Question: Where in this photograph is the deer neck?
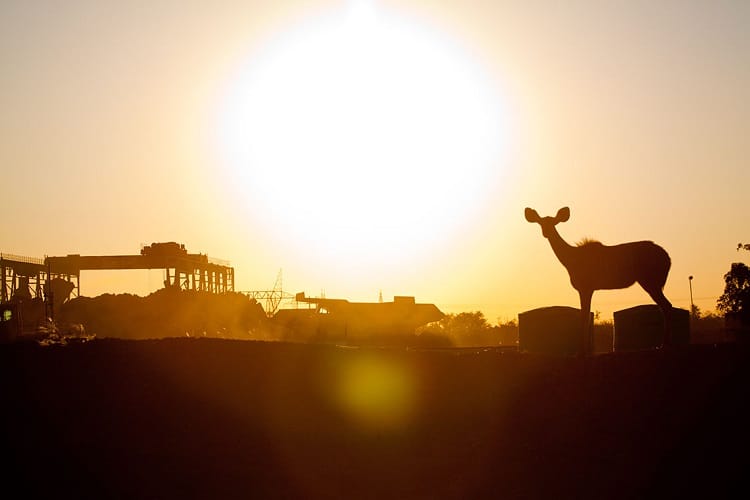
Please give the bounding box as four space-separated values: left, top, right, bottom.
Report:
547 228 576 268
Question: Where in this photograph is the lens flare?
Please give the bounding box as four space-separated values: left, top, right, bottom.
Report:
337 354 417 430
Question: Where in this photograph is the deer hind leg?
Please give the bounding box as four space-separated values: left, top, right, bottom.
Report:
578 290 593 357
641 283 673 348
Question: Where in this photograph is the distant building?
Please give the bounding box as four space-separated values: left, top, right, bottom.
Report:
273 293 444 341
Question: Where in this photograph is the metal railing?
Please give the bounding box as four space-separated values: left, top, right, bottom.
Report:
0 253 45 265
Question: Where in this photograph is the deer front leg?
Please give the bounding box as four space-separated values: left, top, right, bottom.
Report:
578 290 593 357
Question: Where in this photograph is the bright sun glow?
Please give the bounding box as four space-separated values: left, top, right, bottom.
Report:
216 1 508 268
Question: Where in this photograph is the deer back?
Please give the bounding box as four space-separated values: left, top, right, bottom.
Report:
565 240 669 292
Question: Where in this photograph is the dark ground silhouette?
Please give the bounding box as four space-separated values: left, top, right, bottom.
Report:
2 339 749 499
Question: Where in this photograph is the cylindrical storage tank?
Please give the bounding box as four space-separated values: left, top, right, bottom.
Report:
613 305 690 351
518 306 592 355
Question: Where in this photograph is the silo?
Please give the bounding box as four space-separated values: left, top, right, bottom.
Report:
518 306 592 355
613 305 690 351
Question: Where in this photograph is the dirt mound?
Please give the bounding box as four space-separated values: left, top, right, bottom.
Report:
59 288 267 339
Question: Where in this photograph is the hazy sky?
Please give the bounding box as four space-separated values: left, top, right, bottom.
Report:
2 0 748 321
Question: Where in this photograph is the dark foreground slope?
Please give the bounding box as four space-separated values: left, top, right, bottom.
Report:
2 339 749 499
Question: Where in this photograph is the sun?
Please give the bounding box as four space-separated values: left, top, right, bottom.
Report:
215 1 509 270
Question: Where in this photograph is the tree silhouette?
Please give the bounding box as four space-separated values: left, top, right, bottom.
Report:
717 262 750 319
421 311 489 336
418 311 501 346
690 303 701 319
738 243 750 252
446 311 491 337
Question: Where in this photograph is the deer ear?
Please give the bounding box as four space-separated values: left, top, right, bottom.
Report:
556 207 570 222
524 208 541 223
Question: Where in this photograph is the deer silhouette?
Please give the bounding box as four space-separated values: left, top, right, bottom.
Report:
525 206 672 355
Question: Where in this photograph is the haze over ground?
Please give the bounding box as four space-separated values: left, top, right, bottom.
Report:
2 0 748 321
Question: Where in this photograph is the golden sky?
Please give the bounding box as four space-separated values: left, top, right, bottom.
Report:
1 0 748 321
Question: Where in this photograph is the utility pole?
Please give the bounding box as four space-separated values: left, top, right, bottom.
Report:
689 275 694 317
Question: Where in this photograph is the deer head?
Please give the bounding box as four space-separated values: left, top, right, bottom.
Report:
524 207 570 239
